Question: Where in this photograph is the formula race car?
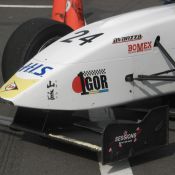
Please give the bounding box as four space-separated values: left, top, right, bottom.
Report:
0 4 175 164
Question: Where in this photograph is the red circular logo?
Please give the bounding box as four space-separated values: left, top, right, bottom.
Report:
72 76 82 93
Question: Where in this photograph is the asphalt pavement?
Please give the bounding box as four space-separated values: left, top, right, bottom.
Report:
0 0 175 175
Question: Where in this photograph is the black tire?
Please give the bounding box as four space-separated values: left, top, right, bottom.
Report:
2 18 73 82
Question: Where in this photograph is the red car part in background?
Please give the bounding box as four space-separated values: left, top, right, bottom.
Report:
52 0 85 30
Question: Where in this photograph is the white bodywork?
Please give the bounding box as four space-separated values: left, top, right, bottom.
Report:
1 4 175 110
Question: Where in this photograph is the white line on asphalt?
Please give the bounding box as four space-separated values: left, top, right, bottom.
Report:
0 4 52 8
99 160 133 175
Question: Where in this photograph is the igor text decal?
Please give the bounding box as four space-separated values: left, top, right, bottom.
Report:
128 41 152 54
72 69 109 95
113 34 142 44
19 63 53 77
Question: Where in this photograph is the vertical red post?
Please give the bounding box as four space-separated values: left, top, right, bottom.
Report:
52 0 85 30
65 0 85 30
52 0 67 23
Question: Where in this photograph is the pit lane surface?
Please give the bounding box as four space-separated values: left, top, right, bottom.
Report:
0 0 175 175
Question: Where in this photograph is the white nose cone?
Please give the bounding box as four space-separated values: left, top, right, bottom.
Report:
0 60 54 107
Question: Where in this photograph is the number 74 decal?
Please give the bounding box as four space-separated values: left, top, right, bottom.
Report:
61 30 104 46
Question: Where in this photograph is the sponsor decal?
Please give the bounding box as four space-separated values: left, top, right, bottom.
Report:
113 34 142 44
4 82 18 91
47 80 58 100
128 41 152 54
108 127 142 153
61 30 104 46
18 62 53 77
0 75 38 99
72 69 109 95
